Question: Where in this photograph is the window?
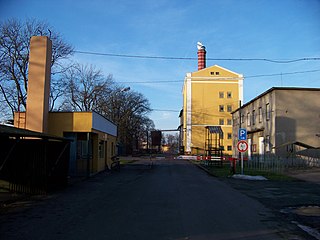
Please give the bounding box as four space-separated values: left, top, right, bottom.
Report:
215 72 220 75
219 105 224 112
227 105 232 112
219 118 224 125
266 135 270 152
252 110 256 125
227 133 232 139
266 103 270 120
227 119 232 125
227 92 232 98
219 92 224 98
258 107 262 123
227 146 232 151
98 141 105 159
210 72 214 75
247 112 251 126
241 114 245 124
220 132 224 139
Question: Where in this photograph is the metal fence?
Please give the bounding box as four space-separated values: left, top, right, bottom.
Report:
244 153 320 173
0 138 70 194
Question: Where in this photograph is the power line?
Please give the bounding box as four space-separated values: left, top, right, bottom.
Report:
152 109 180 112
115 68 320 84
246 69 320 78
74 50 320 63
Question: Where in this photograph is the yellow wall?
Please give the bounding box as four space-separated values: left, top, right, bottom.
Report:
182 65 242 155
48 112 93 136
47 112 117 174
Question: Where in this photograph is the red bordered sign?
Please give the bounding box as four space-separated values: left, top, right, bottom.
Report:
237 140 248 152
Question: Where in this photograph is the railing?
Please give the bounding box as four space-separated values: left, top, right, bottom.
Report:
0 138 70 194
245 154 320 173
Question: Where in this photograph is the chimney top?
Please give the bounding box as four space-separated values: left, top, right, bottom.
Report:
197 42 206 71
197 42 205 50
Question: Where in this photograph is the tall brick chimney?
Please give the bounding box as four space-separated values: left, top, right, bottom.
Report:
26 36 52 133
197 42 206 70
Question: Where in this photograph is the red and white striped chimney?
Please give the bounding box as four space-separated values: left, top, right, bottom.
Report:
197 42 206 70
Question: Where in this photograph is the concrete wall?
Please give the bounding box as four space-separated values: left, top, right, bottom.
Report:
275 89 320 151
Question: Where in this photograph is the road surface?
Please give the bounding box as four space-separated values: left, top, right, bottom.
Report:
1 159 286 240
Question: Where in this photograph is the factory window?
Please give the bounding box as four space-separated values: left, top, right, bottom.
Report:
252 110 256 125
266 135 270 152
266 103 271 120
247 112 251 126
220 132 224 139
227 133 232 139
241 114 245 124
259 107 262 122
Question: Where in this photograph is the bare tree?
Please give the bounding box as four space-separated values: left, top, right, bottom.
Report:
102 87 154 154
59 63 113 112
0 18 73 118
163 133 179 153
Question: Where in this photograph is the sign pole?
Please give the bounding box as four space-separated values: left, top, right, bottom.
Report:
237 137 248 175
241 152 244 175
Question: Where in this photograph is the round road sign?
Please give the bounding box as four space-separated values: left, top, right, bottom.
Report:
237 140 248 152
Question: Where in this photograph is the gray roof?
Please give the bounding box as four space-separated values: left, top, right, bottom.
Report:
206 126 223 134
0 124 69 141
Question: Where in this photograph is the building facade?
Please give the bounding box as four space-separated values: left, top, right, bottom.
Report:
232 87 320 158
180 43 243 156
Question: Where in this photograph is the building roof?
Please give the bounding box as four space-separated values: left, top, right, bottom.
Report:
206 126 223 134
231 87 320 113
0 124 69 141
192 64 243 77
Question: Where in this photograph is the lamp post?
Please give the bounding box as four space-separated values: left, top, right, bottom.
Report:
115 87 130 155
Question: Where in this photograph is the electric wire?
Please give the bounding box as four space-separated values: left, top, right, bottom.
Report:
115 69 320 84
74 50 320 63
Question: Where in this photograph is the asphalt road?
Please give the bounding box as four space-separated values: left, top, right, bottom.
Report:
1 159 290 240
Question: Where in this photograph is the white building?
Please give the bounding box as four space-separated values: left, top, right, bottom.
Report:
232 87 320 158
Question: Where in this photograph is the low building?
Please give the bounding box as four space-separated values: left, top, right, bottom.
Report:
15 111 117 176
232 87 320 158
13 36 117 177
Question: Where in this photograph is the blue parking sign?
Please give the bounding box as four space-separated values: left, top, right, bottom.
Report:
238 128 247 140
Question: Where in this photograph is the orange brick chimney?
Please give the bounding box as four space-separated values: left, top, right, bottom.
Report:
26 36 52 133
197 42 206 70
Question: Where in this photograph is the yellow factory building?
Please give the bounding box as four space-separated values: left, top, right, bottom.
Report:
180 43 243 156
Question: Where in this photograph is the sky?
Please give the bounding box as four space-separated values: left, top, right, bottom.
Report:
1 0 320 130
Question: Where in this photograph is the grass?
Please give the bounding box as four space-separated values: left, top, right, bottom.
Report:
119 159 138 165
193 161 295 181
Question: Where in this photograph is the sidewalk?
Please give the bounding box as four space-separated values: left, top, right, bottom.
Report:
221 170 320 239
286 168 320 185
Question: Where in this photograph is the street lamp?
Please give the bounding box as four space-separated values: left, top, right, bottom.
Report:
116 86 130 155
120 87 130 92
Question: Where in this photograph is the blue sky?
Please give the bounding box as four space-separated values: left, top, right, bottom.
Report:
1 0 320 130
